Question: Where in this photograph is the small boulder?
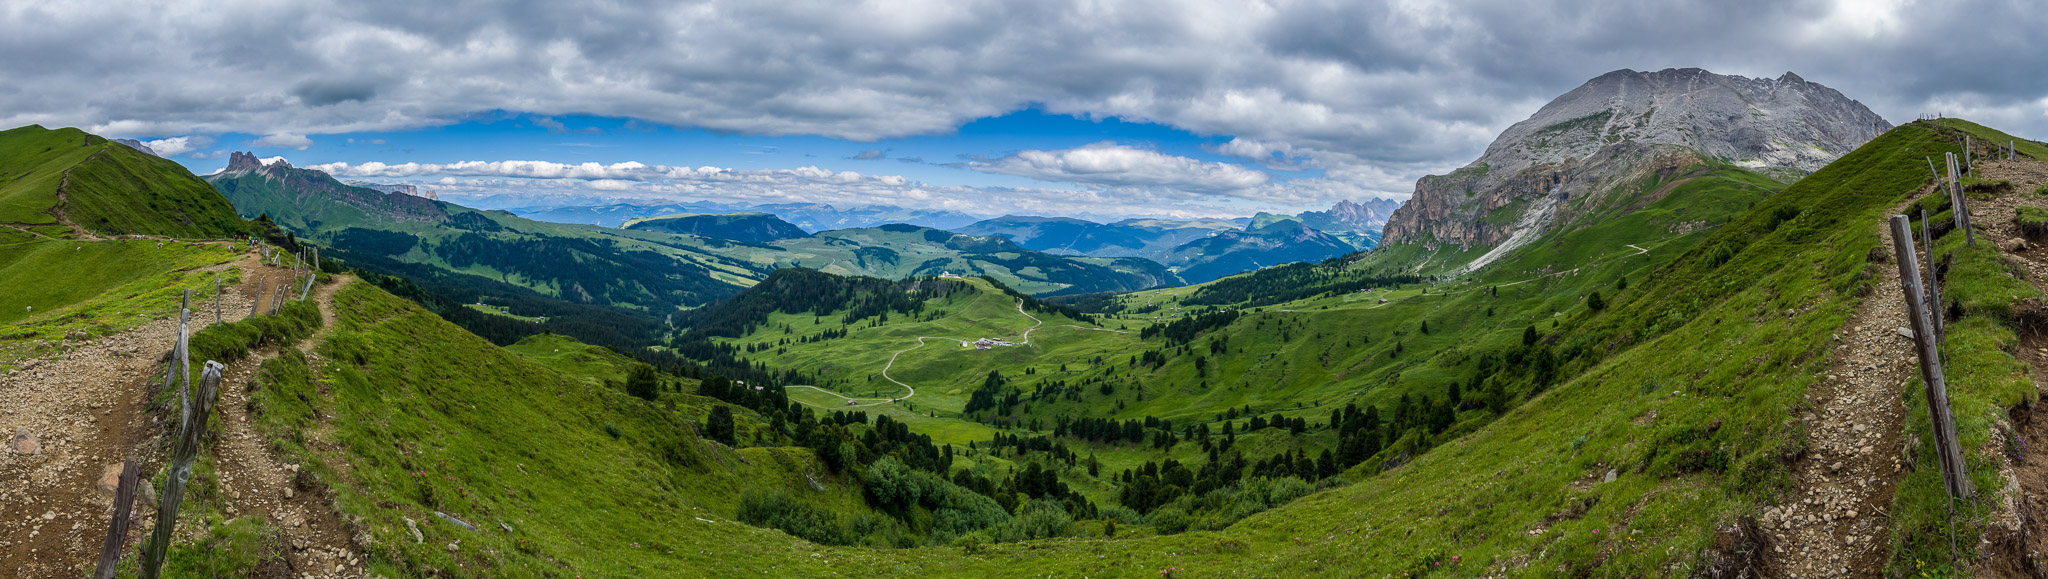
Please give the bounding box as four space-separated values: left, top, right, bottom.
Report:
11 428 39 455
98 464 123 493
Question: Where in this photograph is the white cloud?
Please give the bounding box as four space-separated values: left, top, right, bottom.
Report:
303 156 1305 218
970 142 1269 194
252 133 313 150
3 0 2042 213
141 135 211 157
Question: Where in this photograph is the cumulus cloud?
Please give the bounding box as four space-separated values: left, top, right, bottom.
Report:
301 156 1292 218
252 133 313 150
1 0 2043 211
142 135 211 157
970 142 1269 194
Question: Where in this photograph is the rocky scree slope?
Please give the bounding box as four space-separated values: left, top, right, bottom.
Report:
1381 68 1891 265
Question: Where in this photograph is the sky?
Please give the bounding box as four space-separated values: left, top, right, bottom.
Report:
3 0 2044 220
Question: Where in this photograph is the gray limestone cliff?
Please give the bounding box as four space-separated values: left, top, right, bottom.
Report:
1380 68 1891 267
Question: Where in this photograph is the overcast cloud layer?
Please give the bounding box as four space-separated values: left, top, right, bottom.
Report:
5 0 2045 216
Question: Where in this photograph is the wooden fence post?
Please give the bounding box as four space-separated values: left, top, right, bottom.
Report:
1948 152 1976 247
213 274 222 327
92 460 141 579
139 361 224 579
1891 215 1974 500
1921 209 1944 340
249 276 265 318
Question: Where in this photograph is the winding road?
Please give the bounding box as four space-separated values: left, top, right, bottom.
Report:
786 295 1053 409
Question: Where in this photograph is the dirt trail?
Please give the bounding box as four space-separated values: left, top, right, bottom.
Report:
208 273 361 578
0 248 362 577
1759 194 1923 577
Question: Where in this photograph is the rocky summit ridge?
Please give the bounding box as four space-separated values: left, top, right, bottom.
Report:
1381 68 1891 267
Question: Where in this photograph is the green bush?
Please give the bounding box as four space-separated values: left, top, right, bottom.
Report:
1147 505 1191 535
987 499 1073 542
736 487 851 545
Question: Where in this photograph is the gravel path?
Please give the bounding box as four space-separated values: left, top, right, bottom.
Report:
0 250 363 577
1758 194 1923 577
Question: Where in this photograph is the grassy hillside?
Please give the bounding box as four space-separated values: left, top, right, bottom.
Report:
638 120 2021 573
250 283 878 576
0 227 240 367
0 125 242 237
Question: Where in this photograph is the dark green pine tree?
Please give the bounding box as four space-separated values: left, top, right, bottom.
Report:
706 405 737 446
626 363 661 401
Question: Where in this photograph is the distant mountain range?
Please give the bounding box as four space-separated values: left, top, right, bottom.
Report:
504 201 986 231
621 212 810 243
204 153 1176 301
949 198 1400 284
508 197 1406 285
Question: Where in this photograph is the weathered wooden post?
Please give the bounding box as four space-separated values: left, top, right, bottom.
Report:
1922 209 1944 340
1948 153 1976 246
139 361 223 579
250 276 265 318
1966 136 1973 178
1891 215 1974 500
213 274 222 326
92 460 141 579
1928 157 1939 182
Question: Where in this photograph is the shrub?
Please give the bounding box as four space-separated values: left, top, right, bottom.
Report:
1148 506 1191 535
737 488 850 545
987 499 1072 542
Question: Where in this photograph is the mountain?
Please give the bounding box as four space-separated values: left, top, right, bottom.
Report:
1296 198 1401 233
770 224 1183 294
344 180 438 200
1381 68 1890 271
205 154 1176 323
506 200 985 231
951 215 1241 259
0 125 243 238
1156 218 1357 283
111 138 157 156
622 212 810 242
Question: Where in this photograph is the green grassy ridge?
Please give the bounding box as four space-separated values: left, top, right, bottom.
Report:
244 282 872 576
0 125 242 237
0 230 242 369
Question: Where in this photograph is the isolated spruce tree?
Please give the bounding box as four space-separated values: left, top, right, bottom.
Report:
707 405 737 446
1523 325 1539 346
1587 291 1606 311
1420 320 1429 334
1616 276 1628 291
626 363 661 401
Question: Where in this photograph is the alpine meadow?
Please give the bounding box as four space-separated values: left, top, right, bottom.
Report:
6 2 2048 577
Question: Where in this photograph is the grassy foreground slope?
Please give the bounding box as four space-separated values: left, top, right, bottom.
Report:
254 283 872 576
0 125 242 237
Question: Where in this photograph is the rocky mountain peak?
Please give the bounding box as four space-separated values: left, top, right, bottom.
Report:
1381 68 1890 264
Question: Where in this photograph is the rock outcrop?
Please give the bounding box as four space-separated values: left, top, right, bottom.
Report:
1382 68 1891 259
